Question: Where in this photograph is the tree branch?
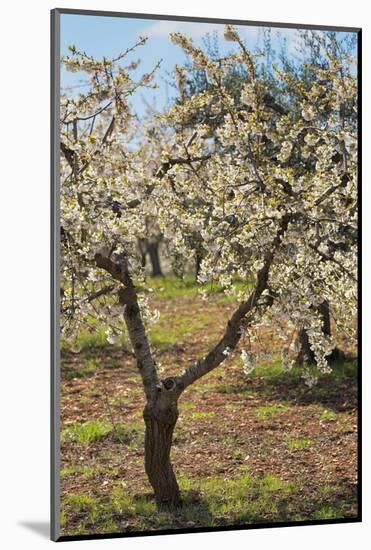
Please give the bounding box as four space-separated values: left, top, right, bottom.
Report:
94 250 159 399
126 154 212 209
262 93 288 116
84 284 115 303
60 141 75 168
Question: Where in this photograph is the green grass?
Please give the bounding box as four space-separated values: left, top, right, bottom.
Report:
149 309 216 349
61 420 144 447
258 474 297 494
147 275 201 299
61 466 355 536
285 436 312 450
105 358 122 370
256 403 290 420
61 488 157 535
61 421 113 445
189 411 215 420
318 483 340 497
61 470 299 535
63 493 98 512
62 357 100 380
246 357 357 410
61 493 100 533
61 311 130 352
251 358 302 385
110 486 156 516
112 422 144 447
320 410 338 422
312 505 342 520
251 357 357 387
76 329 109 350
337 415 355 433
148 275 250 300
62 328 108 352
61 464 118 480
179 402 196 412
220 435 237 445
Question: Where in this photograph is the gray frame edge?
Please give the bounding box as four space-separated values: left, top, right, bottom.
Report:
51 8 61 542
54 7 361 33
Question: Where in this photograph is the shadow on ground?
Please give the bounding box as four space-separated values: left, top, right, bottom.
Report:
223 359 358 412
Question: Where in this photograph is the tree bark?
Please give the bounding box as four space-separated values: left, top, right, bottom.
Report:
147 241 163 277
143 392 180 507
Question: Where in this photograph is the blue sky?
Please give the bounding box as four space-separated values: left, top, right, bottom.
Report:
60 14 356 117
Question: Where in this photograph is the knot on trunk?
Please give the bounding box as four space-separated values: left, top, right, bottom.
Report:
163 377 176 391
155 376 184 397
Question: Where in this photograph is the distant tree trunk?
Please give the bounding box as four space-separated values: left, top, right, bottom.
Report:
147 241 163 277
138 238 163 276
143 392 180 507
195 251 202 281
138 239 147 268
296 326 314 364
296 300 344 364
320 299 331 336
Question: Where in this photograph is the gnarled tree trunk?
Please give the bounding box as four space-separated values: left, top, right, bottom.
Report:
143 390 180 507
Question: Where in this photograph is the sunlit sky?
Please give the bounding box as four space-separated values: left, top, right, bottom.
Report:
60 13 357 118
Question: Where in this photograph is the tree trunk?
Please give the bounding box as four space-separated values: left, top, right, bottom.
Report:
296 326 315 364
138 239 147 268
296 300 344 364
143 391 180 507
147 241 163 277
95 250 180 506
320 299 331 336
195 251 202 281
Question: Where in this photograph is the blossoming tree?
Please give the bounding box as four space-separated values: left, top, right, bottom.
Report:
170 29 357 361
60 27 357 507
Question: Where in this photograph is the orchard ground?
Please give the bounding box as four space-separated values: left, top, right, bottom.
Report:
60 277 358 536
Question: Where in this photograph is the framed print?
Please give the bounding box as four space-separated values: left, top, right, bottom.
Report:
51 8 361 542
